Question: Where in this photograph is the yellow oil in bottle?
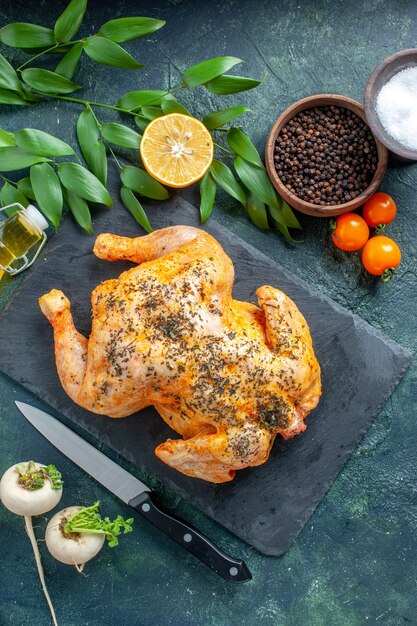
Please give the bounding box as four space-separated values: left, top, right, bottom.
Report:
0 212 42 258
0 241 16 274
0 210 43 278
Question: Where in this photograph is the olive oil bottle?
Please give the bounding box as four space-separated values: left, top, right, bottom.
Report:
0 204 48 278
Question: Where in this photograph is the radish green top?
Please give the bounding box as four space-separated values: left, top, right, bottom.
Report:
15 460 63 491
63 501 133 547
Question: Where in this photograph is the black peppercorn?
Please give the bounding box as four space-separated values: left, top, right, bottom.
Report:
274 105 377 205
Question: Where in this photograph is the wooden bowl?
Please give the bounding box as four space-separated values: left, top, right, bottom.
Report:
265 94 388 217
364 48 417 161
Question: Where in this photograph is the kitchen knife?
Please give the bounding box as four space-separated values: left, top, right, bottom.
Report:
15 401 252 583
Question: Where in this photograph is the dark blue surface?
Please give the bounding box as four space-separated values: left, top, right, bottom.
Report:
1 1 417 624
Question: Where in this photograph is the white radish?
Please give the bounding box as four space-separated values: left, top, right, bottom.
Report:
0 461 63 626
46 506 105 572
45 501 134 573
0 462 62 516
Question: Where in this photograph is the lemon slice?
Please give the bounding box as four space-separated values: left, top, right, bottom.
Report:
140 113 214 188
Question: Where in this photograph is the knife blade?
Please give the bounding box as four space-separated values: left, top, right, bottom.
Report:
15 401 252 583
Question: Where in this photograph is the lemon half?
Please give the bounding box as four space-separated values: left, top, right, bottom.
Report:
140 113 214 188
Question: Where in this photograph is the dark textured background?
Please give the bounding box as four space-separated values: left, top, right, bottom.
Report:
1 191 411 556
0 0 416 624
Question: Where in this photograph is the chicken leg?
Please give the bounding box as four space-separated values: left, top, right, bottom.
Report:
155 423 273 483
39 290 88 405
257 285 321 420
93 225 201 264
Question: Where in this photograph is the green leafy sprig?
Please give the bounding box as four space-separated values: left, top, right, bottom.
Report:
0 127 112 230
0 0 164 89
0 0 300 241
64 501 133 547
15 461 63 491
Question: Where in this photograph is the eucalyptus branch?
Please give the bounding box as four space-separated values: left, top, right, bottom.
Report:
106 144 122 169
16 43 68 71
0 0 301 242
140 85 185 106
30 88 185 115
213 142 233 155
31 92 136 115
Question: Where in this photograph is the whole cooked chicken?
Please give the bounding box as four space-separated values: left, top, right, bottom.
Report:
39 226 321 483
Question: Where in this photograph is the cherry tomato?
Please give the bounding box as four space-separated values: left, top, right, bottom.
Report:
331 213 370 251
362 235 401 282
363 192 397 230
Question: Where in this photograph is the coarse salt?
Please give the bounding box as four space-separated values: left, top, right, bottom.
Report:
376 66 417 151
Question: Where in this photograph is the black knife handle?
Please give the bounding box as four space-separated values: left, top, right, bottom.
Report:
128 491 252 582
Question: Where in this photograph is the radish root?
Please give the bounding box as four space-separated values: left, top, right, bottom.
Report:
25 515 58 626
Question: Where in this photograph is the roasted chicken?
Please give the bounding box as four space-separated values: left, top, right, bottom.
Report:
39 226 321 483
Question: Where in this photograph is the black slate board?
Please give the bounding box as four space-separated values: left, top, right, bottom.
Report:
0 186 412 555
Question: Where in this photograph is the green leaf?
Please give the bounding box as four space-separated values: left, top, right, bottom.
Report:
120 185 152 233
0 52 22 92
281 199 302 229
20 85 38 102
54 0 87 43
205 74 265 95
15 128 75 156
77 107 100 154
87 140 107 186
101 122 141 149
234 156 279 209
98 17 165 43
209 159 246 206
0 182 29 210
276 223 303 243
83 36 142 70
0 147 50 171
55 42 83 79
134 115 150 132
161 99 190 115
58 162 112 207
118 90 173 111
199 171 216 224
268 204 303 242
120 166 169 200
0 88 28 105
0 23 55 48
0 187 21 216
182 56 242 88
203 106 250 130
65 189 93 234
245 190 269 229
76 107 102 175
30 163 63 230
0 129 16 147
227 127 264 168
141 106 164 120
17 177 36 200
22 68 81 94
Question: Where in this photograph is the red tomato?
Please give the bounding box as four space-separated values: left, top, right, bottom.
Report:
331 213 370 251
363 193 397 230
362 236 401 282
